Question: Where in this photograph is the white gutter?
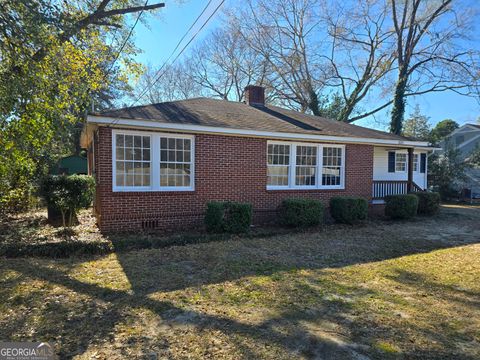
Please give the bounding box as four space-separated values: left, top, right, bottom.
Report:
86 115 432 148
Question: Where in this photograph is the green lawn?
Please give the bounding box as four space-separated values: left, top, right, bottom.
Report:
0 205 479 359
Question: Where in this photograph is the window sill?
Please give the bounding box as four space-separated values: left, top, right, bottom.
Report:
267 186 345 191
112 186 195 193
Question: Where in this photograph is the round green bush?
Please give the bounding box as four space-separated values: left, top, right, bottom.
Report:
410 192 441 215
204 201 252 233
41 175 95 226
385 194 419 220
278 198 324 227
330 196 368 224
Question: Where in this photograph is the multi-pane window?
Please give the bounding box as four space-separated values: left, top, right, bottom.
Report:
413 154 419 171
115 134 151 187
322 147 342 186
160 137 192 187
395 153 407 172
267 144 290 186
266 142 345 190
113 131 194 191
295 146 317 186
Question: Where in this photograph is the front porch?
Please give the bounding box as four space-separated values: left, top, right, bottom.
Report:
372 146 428 202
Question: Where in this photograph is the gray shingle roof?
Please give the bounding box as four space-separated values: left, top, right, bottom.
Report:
95 97 408 141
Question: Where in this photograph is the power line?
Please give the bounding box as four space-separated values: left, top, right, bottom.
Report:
90 0 157 112
104 0 151 81
130 0 225 107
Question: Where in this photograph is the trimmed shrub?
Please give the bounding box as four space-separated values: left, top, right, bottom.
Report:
204 201 225 233
330 197 368 224
278 198 324 227
205 201 252 233
385 194 418 220
410 191 441 215
41 175 95 227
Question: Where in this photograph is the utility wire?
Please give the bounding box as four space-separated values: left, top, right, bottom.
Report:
133 0 214 93
104 0 151 82
130 0 225 107
90 0 153 113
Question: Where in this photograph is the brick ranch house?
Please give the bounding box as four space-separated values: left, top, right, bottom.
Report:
81 86 432 232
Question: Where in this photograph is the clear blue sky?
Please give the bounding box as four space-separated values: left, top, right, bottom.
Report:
131 0 480 130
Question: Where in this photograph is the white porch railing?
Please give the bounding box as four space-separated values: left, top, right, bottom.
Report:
372 180 423 199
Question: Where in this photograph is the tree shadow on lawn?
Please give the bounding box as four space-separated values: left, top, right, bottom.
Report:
1 206 479 358
107 207 480 296
2 260 479 359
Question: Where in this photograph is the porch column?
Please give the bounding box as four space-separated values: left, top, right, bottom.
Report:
407 148 414 192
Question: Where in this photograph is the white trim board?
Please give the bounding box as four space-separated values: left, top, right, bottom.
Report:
87 115 432 149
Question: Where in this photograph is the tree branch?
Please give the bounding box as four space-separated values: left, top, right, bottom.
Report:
31 2 165 62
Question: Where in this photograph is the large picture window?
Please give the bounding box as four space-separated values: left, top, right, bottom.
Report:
113 130 194 191
266 142 345 190
267 144 290 186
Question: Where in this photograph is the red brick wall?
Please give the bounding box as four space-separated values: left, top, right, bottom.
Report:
94 126 374 232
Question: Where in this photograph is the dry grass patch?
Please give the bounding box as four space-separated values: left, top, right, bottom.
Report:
0 205 479 359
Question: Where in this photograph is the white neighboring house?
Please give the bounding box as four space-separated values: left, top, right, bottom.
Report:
437 123 480 198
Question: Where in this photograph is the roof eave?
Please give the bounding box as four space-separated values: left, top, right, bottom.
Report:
86 115 433 149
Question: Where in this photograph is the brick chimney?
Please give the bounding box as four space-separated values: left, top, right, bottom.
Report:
244 85 265 106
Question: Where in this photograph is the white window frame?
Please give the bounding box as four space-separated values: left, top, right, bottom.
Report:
294 144 318 188
395 153 407 172
267 143 291 188
413 153 419 172
112 129 195 192
267 141 345 190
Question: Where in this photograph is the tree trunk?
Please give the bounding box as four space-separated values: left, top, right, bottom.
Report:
337 98 356 122
61 210 66 228
390 65 409 134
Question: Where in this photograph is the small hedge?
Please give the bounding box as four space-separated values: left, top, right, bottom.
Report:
205 201 252 233
41 175 95 227
1 241 113 258
385 194 419 220
278 198 324 227
410 191 441 215
329 197 368 224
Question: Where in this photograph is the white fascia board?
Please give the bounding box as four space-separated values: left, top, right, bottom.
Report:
87 115 432 148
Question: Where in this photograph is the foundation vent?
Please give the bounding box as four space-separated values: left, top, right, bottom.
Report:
142 219 159 230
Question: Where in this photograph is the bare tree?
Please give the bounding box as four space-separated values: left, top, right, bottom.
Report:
230 0 329 113
323 0 396 122
134 63 203 103
186 24 268 101
388 0 480 134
